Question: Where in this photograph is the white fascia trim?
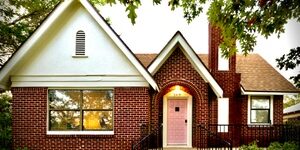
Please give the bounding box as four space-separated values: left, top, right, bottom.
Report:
11 75 146 82
12 81 149 88
241 87 299 95
47 131 114 135
148 33 223 98
148 38 177 75
79 0 159 91
0 0 73 89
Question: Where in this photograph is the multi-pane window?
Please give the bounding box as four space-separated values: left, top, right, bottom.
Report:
250 96 270 123
48 90 113 131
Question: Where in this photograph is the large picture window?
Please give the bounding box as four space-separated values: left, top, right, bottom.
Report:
250 96 270 124
48 89 113 131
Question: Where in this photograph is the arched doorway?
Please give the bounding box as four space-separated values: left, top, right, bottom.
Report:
162 85 193 148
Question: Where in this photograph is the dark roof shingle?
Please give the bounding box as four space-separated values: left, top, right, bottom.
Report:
135 53 299 93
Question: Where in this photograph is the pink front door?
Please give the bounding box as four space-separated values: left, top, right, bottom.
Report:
167 99 187 145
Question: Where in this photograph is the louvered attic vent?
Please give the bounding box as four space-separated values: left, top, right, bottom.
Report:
75 30 85 56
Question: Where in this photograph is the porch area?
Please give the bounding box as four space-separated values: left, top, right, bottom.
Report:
131 124 300 150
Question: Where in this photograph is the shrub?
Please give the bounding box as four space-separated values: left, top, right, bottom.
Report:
0 91 12 150
239 141 264 150
268 141 299 150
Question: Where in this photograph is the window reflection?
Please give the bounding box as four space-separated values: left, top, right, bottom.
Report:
251 110 269 123
83 90 113 109
49 90 113 131
50 111 80 130
49 90 80 109
250 96 270 123
83 111 113 130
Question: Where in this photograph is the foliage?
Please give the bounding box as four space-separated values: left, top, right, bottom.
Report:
0 0 299 86
276 47 300 88
93 0 300 58
97 0 300 86
0 0 60 67
239 141 263 150
240 141 300 150
0 91 12 150
283 94 300 108
91 0 141 24
268 141 299 150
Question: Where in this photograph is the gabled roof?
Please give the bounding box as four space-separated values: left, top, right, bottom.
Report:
136 53 299 94
284 103 300 114
235 54 299 94
147 31 223 98
0 0 159 91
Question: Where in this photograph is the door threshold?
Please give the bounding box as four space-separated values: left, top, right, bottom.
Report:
164 144 191 148
163 146 194 150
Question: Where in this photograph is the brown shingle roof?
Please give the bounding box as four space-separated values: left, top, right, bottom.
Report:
135 53 299 93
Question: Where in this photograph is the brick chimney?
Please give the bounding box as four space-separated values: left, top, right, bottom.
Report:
208 24 236 73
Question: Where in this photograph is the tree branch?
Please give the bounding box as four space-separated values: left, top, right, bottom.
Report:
7 10 39 26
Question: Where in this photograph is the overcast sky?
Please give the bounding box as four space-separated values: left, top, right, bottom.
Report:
99 1 300 82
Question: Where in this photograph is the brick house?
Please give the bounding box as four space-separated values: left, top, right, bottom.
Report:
0 0 299 149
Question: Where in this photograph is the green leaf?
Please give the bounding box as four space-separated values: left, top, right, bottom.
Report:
153 0 161 5
126 3 138 24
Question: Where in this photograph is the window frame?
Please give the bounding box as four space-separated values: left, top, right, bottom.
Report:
247 95 273 125
47 88 114 135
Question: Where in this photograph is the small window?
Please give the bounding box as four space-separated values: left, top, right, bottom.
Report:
75 30 85 56
250 96 271 124
218 47 229 70
48 89 113 131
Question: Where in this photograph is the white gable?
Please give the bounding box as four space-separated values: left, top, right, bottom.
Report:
148 32 223 98
0 0 158 90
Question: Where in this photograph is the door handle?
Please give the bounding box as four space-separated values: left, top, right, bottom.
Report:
185 119 187 123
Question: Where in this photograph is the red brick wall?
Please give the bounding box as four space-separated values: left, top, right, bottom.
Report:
151 48 210 146
208 24 241 124
238 95 284 146
212 72 241 124
12 87 150 150
273 95 283 124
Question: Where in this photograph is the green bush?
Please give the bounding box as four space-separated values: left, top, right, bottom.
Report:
0 91 12 150
239 141 264 150
268 141 300 150
268 142 282 150
240 141 299 150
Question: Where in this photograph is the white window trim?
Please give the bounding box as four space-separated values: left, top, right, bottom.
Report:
247 95 273 125
46 89 114 135
47 131 114 135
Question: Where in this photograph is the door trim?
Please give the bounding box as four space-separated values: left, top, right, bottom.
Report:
163 91 192 148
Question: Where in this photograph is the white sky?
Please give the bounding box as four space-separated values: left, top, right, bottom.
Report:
99 1 300 81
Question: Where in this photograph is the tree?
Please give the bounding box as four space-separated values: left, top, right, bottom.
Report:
284 94 300 108
0 0 299 86
0 91 12 150
0 0 60 66
276 47 300 88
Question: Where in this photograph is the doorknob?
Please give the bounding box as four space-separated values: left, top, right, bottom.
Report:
185 119 187 123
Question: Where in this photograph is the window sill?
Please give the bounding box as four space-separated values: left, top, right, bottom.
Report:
247 123 272 127
72 55 88 58
47 131 114 135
